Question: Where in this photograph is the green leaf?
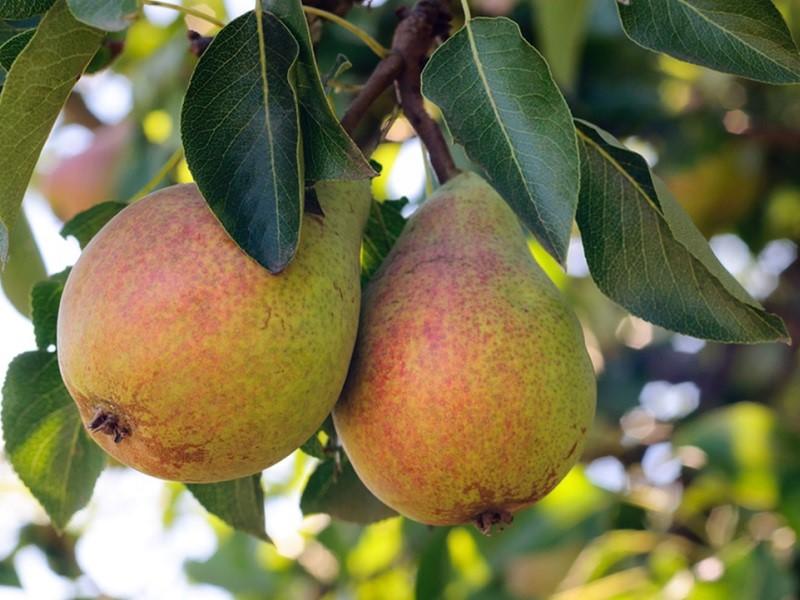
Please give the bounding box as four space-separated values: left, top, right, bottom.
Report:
0 18 39 46
322 53 352 93
187 475 269 542
0 1 54 18
575 120 789 344
1 351 106 530
361 197 407 282
66 0 138 31
0 210 45 317
618 0 800 84
267 0 373 182
415 527 452 600
85 30 125 73
0 28 32 70
60 201 126 248
0 218 6 266
301 458 396 524
713 542 797 600
31 269 70 350
0 21 19 45
475 468 614 566
0 557 19 587
186 534 277 594
532 0 589 92
300 434 327 460
300 415 335 460
422 17 580 264
675 403 781 512
181 8 302 274
0 0 103 265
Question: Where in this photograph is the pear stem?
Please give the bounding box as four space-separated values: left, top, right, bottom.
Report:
340 53 404 137
396 46 459 183
130 147 185 203
303 6 390 58
143 0 225 29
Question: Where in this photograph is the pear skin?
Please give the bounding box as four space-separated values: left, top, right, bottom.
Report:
334 172 596 528
57 181 371 482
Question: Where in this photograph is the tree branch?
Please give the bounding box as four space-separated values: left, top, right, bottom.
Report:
396 50 458 182
339 0 458 182
340 53 404 136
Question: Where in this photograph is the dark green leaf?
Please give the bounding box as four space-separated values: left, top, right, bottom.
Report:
300 415 335 460
532 0 589 92
0 557 19 587
0 211 45 317
0 1 54 18
0 28 32 69
66 0 138 31
0 20 19 45
575 120 789 344
31 269 70 350
0 20 39 92
86 31 125 73
422 17 580 263
60 201 126 248
267 0 373 182
300 434 327 460
1 351 106 530
361 198 407 281
415 527 452 600
618 0 800 84
301 458 396 524
181 9 302 273
0 0 103 265
187 475 269 541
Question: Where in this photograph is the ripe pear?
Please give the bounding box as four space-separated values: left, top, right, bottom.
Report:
334 172 596 529
57 180 371 482
40 123 130 221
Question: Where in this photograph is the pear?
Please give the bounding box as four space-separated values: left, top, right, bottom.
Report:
57 180 371 483
40 123 130 221
334 172 596 530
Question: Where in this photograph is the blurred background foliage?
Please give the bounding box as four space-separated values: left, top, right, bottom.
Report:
1 0 800 598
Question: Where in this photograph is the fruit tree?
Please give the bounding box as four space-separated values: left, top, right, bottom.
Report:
0 0 799 597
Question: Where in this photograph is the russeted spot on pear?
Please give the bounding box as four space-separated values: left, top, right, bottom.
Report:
57 181 371 483
334 172 596 532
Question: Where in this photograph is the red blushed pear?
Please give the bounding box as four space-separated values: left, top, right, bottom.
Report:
334 172 596 531
57 181 371 483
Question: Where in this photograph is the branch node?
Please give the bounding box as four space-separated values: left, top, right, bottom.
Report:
340 0 459 182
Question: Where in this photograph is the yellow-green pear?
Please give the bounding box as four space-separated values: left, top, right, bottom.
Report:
334 172 596 530
57 181 371 483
